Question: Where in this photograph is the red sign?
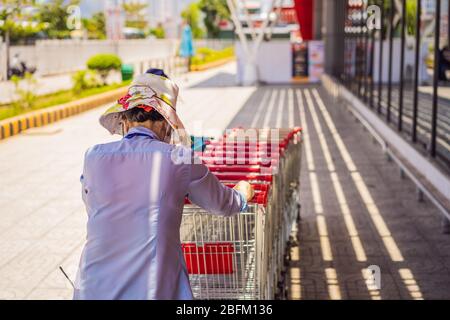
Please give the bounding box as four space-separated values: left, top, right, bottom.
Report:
294 0 314 40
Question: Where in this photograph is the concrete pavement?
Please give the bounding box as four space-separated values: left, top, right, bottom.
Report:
1 62 450 300
0 62 255 299
228 85 450 300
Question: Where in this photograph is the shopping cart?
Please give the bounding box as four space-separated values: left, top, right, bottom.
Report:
181 127 302 300
182 190 268 300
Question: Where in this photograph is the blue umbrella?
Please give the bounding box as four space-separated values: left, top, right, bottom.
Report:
179 24 195 58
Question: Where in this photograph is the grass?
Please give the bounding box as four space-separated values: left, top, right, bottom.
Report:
191 47 235 68
0 80 131 121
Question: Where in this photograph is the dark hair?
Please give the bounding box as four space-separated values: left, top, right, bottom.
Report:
122 108 165 123
146 68 170 79
122 68 170 123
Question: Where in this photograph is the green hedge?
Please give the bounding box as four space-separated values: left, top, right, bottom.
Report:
87 53 122 72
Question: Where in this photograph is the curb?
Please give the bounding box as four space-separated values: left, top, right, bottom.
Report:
0 86 128 141
190 57 235 72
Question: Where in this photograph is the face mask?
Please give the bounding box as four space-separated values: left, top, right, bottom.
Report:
163 125 173 144
121 121 128 137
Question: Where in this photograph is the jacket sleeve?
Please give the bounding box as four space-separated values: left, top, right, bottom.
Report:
187 162 246 217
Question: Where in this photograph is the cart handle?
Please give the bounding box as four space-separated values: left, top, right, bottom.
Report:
214 173 273 183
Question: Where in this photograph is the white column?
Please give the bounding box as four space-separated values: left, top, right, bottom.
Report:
227 0 283 86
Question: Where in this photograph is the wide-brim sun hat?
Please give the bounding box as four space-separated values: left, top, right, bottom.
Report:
99 72 190 146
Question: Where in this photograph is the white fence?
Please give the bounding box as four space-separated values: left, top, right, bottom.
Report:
0 39 180 80
0 39 235 81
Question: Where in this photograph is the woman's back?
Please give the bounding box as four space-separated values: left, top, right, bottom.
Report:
74 127 245 300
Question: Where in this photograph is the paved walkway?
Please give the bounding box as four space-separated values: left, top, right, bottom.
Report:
230 84 450 300
0 63 255 299
1 63 449 300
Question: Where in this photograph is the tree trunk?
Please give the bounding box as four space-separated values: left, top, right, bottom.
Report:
5 28 10 80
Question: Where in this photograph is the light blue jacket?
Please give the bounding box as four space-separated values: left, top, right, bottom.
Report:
74 127 246 300
179 24 195 58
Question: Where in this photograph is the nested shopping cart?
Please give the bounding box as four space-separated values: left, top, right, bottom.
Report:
180 128 302 300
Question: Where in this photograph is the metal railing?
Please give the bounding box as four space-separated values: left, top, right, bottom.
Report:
340 0 450 172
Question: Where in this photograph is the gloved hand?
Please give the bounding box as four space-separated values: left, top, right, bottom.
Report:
233 181 255 202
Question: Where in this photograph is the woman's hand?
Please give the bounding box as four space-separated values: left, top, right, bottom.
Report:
233 181 255 202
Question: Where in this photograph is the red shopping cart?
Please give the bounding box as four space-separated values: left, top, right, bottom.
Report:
181 128 302 300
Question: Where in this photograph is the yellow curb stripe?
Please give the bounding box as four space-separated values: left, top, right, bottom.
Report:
0 87 127 141
19 118 27 131
35 114 41 127
2 123 11 138
11 121 19 135
28 116 34 129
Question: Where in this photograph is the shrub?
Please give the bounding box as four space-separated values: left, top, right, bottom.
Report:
87 53 122 84
149 26 165 39
72 70 102 94
11 73 37 111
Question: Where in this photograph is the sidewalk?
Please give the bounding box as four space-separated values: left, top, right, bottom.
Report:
0 63 449 300
228 85 450 300
419 85 450 101
0 62 255 299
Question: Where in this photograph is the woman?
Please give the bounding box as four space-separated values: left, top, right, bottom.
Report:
73 69 254 300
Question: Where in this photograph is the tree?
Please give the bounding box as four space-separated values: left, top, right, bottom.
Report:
198 0 230 38
405 0 417 36
149 23 165 39
37 0 80 39
82 11 106 39
0 10 45 44
379 0 417 39
0 0 41 78
181 2 205 39
122 0 148 30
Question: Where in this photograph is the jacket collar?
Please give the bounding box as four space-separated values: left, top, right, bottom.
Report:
124 126 160 141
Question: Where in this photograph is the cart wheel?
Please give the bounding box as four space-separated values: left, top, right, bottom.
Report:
284 288 289 300
296 204 302 223
289 235 295 244
284 252 291 265
277 281 289 300
277 282 285 300
284 287 289 300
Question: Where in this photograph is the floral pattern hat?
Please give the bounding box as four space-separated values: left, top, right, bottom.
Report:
99 72 190 146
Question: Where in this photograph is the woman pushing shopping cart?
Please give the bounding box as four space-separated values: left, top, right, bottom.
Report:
73 69 254 300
